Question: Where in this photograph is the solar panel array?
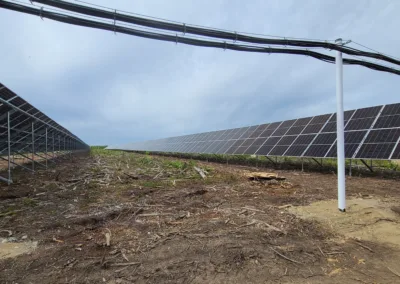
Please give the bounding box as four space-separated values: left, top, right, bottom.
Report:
108 103 400 160
0 83 89 155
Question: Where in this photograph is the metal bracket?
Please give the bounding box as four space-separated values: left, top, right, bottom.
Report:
360 159 373 172
265 156 277 165
16 151 47 169
349 159 352 176
0 176 12 184
35 152 55 164
311 157 323 168
0 156 34 173
335 38 351 46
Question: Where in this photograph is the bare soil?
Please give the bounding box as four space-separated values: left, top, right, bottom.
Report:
1 152 400 283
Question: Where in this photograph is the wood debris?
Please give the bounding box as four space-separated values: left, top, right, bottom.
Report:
123 172 139 179
52 237 64 243
270 247 303 264
194 166 207 179
109 262 141 267
104 228 111 246
278 204 293 209
244 172 286 181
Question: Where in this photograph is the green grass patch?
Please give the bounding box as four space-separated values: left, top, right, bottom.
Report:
0 210 17 217
163 160 197 170
140 180 164 188
22 197 38 207
138 156 154 166
90 146 125 157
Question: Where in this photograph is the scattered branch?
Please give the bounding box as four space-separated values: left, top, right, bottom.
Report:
242 206 265 213
270 247 303 264
353 239 374 253
109 262 141 267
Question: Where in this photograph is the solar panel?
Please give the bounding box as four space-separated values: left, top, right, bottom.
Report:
391 142 400 159
109 102 400 160
0 83 89 166
249 124 269 138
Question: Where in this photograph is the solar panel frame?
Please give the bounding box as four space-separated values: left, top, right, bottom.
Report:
389 138 400 159
0 84 89 181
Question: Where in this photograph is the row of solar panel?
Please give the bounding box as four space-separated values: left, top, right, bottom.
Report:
0 84 80 141
0 83 89 152
109 103 400 160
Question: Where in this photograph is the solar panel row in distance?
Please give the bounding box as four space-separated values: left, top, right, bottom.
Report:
108 103 400 160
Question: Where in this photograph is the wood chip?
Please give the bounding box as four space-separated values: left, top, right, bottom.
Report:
278 204 293 209
105 228 111 246
244 172 286 180
194 167 207 179
52 237 64 243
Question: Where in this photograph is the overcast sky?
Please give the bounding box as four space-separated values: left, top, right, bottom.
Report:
1 0 399 146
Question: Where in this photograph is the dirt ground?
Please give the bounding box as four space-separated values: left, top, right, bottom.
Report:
1 151 400 284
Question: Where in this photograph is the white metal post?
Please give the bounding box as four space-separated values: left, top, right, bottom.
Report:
7 112 11 184
32 122 35 172
336 38 346 212
45 128 48 169
52 132 55 159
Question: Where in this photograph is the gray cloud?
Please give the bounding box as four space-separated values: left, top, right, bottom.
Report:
1 0 399 146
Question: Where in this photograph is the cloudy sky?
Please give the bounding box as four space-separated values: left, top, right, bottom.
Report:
1 0 399 146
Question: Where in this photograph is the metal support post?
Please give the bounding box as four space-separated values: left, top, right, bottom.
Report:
52 132 55 159
301 158 304 172
32 122 35 172
349 159 352 176
7 112 12 184
45 128 48 169
336 38 345 212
